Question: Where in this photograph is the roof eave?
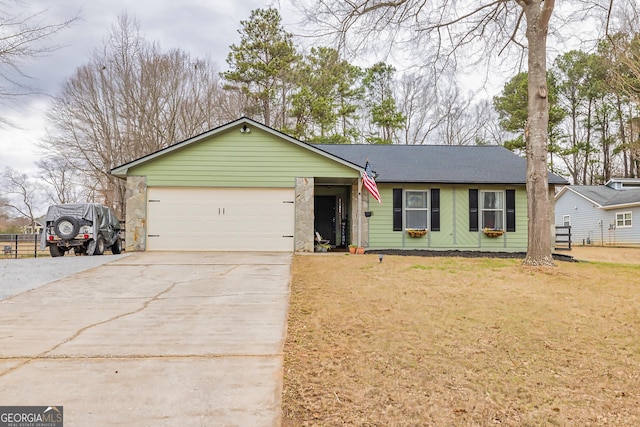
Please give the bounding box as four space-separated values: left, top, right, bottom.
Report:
601 202 640 210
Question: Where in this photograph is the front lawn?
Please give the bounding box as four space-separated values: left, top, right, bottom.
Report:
283 254 640 425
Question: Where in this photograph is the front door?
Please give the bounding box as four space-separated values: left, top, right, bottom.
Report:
314 196 336 245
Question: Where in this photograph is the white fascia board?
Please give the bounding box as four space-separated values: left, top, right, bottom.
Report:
601 202 640 210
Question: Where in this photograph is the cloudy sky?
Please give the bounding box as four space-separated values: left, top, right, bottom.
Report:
0 0 605 180
0 0 299 175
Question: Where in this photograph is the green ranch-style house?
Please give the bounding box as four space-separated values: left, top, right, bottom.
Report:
111 117 568 253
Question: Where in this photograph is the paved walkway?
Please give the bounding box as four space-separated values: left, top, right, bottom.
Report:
0 252 292 426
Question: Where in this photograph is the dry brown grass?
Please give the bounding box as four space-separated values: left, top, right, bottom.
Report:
283 249 640 426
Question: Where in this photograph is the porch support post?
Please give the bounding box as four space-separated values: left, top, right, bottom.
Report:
357 177 362 247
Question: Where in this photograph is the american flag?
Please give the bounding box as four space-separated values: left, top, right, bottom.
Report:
362 162 382 204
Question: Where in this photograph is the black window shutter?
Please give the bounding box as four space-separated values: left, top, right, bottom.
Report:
430 189 440 231
469 189 479 232
506 189 516 232
393 189 403 231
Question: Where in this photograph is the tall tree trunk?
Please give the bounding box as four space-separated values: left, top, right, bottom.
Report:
522 0 555 266
583 99 593 184
615 96 628 177
570 103 579 184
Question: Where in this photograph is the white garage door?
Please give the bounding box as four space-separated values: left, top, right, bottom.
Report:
146 187 295 251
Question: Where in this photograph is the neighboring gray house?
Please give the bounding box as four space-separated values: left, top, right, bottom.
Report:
555 178 640 246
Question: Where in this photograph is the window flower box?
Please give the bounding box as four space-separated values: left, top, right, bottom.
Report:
406 228 428 238
483 228 504 237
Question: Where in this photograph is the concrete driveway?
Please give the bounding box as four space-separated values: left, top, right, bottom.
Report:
0 252 292 426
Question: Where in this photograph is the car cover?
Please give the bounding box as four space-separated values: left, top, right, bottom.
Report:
41 203 121 249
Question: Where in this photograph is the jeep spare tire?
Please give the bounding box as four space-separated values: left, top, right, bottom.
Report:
53 216 81 239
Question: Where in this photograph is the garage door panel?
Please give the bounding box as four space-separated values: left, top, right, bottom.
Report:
147 188 294 251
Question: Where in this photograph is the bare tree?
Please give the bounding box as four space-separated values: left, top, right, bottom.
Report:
436 87 495 146
0 195 8 216
475 99 512 146
397 72 442 145
40 14 227 217
0 166 41 229
0 1 76 124
36 156 80 204
295 0 622 266
397 72 494 145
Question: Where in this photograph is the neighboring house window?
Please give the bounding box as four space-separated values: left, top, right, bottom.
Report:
616 212 632 228
563 215 570 227
481 191 504 230
405 191 428 229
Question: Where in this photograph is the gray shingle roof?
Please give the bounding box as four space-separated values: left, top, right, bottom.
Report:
568 186 640 207
313 144 568 185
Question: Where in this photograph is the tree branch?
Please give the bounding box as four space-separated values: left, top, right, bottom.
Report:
499 9 525 56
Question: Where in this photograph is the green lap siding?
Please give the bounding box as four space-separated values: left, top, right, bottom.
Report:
368 185 396 248
368 184 528 252
128 127 359 187
454 187 478 248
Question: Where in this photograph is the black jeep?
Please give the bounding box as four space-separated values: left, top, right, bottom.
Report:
41 203 123 257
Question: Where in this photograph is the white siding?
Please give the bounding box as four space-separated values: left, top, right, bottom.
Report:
604 208 640 245
555 190 640 245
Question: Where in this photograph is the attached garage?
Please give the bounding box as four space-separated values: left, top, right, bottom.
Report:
146 187 295 251
111 117 363 253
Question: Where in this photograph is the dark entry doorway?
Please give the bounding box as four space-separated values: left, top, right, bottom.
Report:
314 196 336 245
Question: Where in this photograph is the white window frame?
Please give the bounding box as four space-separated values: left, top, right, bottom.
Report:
480 190 505 230
404 190 429 230
563 215 571 227
615 211 632 228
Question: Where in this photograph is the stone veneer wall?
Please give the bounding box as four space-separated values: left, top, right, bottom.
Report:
125 176 147 252
295 177 314 252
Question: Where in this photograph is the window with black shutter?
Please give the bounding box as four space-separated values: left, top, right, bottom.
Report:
431 189 440 231
506 189 516 232
405 191 428 229
393 189 402 231
469 189 479 232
